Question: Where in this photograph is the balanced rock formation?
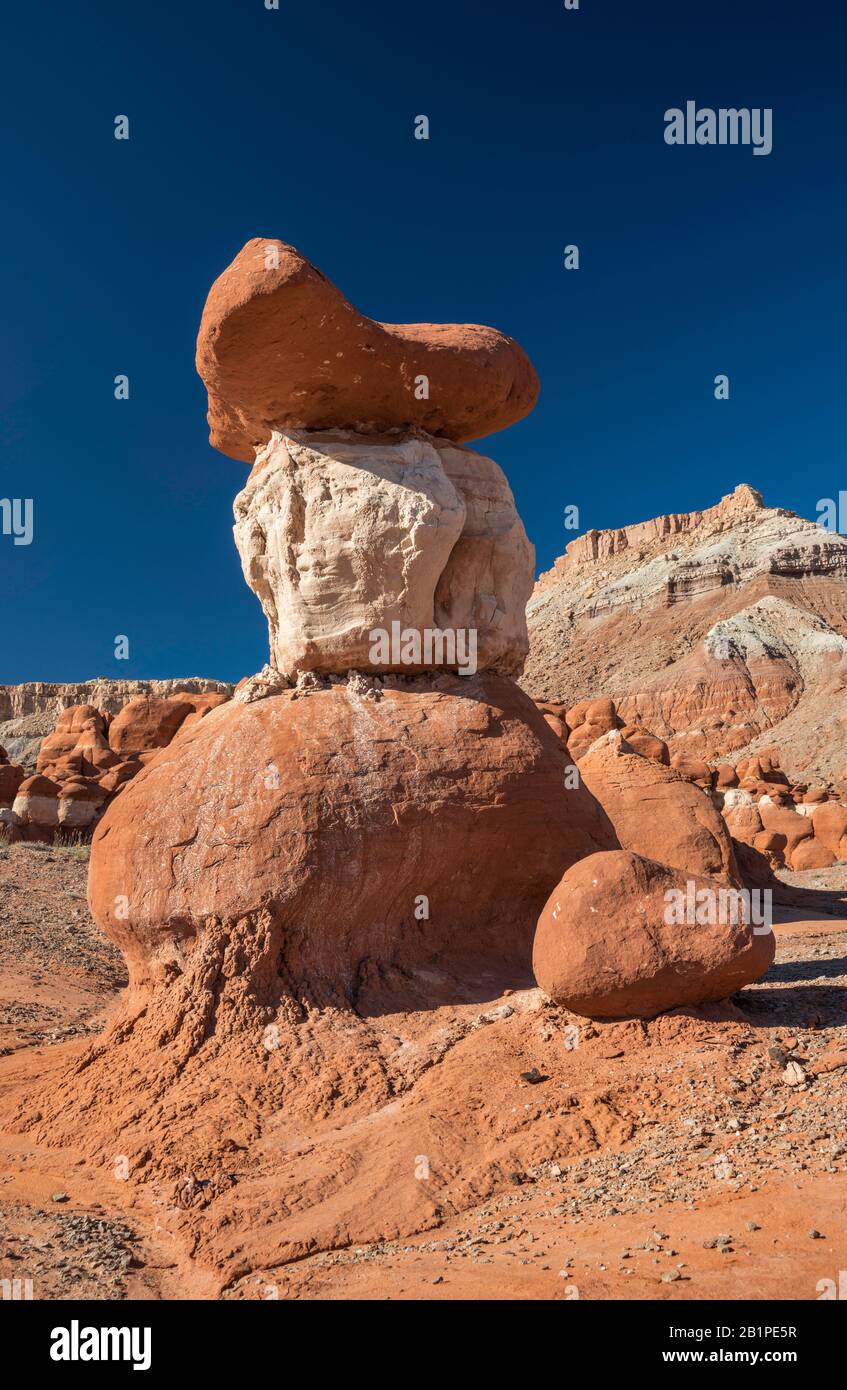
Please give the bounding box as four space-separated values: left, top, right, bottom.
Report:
73 237 600 1025
234 430 533 678
533 850 775 1019
196 239 539 461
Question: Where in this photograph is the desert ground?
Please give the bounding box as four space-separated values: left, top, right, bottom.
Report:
2 839 844 1301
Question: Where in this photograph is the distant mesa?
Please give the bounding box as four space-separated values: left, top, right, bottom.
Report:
196 238 539 462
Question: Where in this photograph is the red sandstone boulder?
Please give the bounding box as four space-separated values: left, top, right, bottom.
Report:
196 239 539 462
715 764 739 790
107 691 230 757
565 699 592 729
12 774 60 828
789 838 836 871
619 724 670 764
0 763 25 807
753 830 786 861
803 787 829 805
578 736 741 885
37 705 108 776
97 760 142 795
723 804 763 846
669 754 715 790
758 803 813 857
108 696 194 756
532 850 775 1019
170 692 230 733
810 802 847 857
566 699 623 761
88 676 615 1002
57 779 108 829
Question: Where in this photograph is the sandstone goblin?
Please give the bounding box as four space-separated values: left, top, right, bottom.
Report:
70 242 612 1011
13 774 60 829
16 243 809 1283
533 850 775 1019
196 239 539 461
76 241 790 1051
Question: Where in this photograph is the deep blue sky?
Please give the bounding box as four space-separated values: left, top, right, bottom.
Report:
2 0 845 683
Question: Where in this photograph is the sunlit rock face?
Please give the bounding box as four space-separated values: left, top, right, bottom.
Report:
233 429 533 679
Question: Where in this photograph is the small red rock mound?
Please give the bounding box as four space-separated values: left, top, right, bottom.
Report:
0 744 24 808
533 850 775 1019
88 675 615 1006
577 734 741 886
12 774 62 830
107 692 228 757
196 239 540 462
564 697 622 761
619 723 669 764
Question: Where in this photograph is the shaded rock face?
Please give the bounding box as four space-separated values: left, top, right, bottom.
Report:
87 676 616 1007
233 431 533 679
0 744 25 807
196 238 539 461
532 850 775 1020
108 692 229 757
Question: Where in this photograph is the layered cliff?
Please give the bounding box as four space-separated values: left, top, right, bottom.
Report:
524 486 847 781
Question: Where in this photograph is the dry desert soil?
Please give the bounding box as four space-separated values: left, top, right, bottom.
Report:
1 842 845 1302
